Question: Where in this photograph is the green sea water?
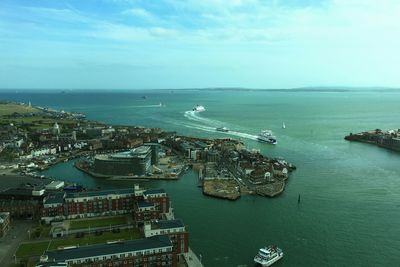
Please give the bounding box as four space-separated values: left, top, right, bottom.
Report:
2 90 400 266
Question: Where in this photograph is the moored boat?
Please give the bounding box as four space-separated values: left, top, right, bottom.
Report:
254 245 283 266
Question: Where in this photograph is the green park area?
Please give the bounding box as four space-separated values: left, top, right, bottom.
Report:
0 102 77 131
16 228 141 259
69 216 128 230
0 102 39 116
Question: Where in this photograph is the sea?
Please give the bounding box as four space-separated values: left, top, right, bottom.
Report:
1 89 399 266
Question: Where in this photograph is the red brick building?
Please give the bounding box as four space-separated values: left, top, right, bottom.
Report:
39 235 176 267
144 219 189 257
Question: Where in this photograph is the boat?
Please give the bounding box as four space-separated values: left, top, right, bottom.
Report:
282 122 286 129
254 245 283 266
216 127 229 132
257 130 277 145
192 105 205 112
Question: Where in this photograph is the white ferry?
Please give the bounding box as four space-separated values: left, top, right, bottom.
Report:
216 127 229 132
254 245 283 266
192 105 205 112
257 130 277 145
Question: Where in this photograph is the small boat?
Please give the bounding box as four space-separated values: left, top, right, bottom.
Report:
216 127 229 132
192 105 205 112
257 130 277 145
254 245 283 266
282 122 286 129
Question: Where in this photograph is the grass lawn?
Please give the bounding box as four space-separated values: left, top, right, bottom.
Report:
16 228 141 259
16 242 50 258
69 216 128 230
0 103 39 116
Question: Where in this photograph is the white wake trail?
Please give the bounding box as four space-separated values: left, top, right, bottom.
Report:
182 110 258 141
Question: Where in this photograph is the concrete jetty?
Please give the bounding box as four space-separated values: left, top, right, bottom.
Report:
184 248 204 267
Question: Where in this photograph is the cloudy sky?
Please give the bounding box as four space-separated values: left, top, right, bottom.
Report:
1 0 399 89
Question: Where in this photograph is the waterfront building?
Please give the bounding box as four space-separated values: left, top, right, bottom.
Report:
41 187 171 224
134 201 160 223
41 192 66 223
249 168 271 184
38 235 176 267
134 189 170 224
142 189 170 214
93 146 152 176
0 212 10 237
45 181 65 191
0 188 44 218
143 142 160 165
65 189 135 219
379 136 400 151
272 164 288 178
41 189 135 223
144 219 189 257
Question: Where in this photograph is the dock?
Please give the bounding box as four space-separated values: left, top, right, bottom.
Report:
184 247 204 267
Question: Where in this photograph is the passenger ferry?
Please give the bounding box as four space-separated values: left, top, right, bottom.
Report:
216 127 229 132
254 245 283 266
257 130 277 145
192 105 205 112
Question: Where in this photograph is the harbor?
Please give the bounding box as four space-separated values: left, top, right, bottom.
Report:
2 90 400 266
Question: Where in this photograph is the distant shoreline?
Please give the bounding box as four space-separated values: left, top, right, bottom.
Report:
1 87 400 93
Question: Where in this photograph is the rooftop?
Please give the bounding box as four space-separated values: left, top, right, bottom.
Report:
156 219 185 230
143 188 166 196
35 262 68 267
66 188 134 199
137 201 155 208
45 181 64 188
111 146 151 159
45 235 172 261
44 192 65 205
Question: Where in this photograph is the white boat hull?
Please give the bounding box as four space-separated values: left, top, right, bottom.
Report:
257 137 277 145
254 252 283 266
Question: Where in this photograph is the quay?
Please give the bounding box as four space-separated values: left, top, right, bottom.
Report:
184 247 204 267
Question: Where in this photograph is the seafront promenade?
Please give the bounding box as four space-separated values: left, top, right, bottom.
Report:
184 248 204 267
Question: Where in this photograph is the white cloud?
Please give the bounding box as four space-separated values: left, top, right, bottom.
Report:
3 0 400 88
89 22 177 41
121 8 163 24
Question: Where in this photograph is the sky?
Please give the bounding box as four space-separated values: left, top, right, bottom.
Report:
0 0 400 90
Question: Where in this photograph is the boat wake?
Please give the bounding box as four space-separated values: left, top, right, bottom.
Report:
130 103 164 108
183 110 257 141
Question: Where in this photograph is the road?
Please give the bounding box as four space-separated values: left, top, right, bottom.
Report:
0 219 34 267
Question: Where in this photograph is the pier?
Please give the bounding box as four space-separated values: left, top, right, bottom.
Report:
183 248 204 267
